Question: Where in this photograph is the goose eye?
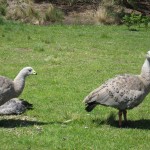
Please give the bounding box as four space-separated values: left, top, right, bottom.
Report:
29 69 32 72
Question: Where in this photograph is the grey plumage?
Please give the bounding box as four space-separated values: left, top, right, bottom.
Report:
0 98 33 115
84 75 146 111
0 67 37 106
83 51 150 127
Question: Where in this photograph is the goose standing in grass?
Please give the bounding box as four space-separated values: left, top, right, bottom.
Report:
0 67 37 106
83 51 150 127
0 98 33 115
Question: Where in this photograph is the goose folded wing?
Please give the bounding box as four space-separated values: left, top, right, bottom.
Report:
83 75 146 109
0 77 15 105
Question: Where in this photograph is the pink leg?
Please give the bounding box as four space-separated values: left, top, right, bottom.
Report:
123 110 127 123
118 110 122 127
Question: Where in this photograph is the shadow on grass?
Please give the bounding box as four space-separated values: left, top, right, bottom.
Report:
0 119 48 128
92 112 150 129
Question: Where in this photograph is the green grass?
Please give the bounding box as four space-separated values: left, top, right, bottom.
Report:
0 21 150 149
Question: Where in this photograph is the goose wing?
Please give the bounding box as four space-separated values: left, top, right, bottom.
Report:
0 76 15 105
83 74 146 110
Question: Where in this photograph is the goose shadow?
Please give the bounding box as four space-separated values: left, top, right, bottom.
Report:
92 113 150 129
0 119 48 128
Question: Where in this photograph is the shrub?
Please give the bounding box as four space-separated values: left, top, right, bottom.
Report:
123 13 150 30
6 1 40 24
0 0 7 16
26 5 40 19
95 0 124 25
122 14 133 29
141 16 150 29
44 6 64 23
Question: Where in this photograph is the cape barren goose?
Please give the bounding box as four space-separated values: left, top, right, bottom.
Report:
0 98 33 115
0 67 37 106
83 51 150 127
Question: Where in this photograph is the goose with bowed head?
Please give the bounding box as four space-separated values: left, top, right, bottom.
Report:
83 51 150 127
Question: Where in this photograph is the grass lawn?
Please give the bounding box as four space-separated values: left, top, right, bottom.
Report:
0 21 150 150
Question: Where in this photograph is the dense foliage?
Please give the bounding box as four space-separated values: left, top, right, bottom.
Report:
123 13 150 30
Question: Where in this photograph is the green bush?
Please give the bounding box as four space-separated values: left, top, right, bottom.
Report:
141 16 150 29
0 1 7 16
123 13 150 30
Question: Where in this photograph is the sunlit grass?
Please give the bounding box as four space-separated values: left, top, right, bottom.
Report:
0 21 150 149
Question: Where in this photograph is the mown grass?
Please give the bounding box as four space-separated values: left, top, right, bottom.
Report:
0 21 150 150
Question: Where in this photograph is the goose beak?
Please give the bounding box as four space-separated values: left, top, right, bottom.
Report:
32 70 37 75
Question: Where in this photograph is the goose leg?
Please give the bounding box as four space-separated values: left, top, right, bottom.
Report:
118 110 123 127
123 110 127 123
